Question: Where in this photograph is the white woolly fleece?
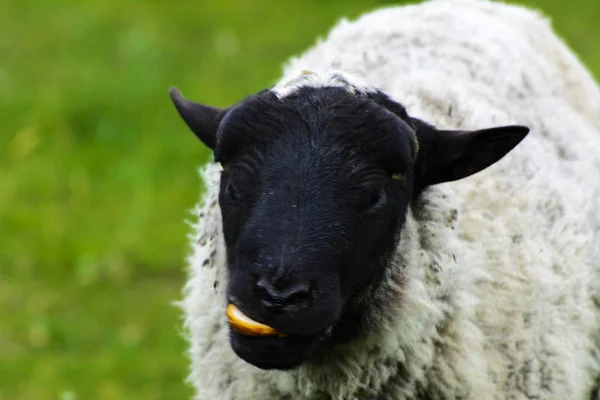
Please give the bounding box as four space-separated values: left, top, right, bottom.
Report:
179 0 600 399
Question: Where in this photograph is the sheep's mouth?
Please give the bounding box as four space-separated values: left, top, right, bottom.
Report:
226 303 288 337
226 303 333 369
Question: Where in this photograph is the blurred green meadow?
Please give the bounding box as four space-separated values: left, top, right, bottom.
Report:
1 0 598 399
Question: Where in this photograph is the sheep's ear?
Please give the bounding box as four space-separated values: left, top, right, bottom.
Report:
414 125 529 190
169 87 226 150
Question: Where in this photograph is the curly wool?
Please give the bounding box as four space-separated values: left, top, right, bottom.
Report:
179 0 600 399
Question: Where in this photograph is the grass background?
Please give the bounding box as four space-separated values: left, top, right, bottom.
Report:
1 0 598 399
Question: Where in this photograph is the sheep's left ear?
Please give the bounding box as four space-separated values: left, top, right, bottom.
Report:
414 125 530 191
169 87 227 150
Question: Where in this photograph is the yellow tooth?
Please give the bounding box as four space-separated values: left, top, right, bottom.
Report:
226 304 287 337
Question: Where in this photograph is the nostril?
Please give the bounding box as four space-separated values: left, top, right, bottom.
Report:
256 279 277 299
256 279 313 309
282 282 311 303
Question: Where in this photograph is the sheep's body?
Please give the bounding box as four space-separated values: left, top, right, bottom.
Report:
180 0 600 398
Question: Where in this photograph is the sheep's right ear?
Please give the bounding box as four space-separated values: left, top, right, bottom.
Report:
169 87 227 150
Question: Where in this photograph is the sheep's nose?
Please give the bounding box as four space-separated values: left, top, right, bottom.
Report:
256 278 312 311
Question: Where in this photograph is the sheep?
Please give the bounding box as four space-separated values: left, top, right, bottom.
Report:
169 0 600 398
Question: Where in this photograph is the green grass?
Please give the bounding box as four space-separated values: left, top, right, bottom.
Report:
1 0 599 398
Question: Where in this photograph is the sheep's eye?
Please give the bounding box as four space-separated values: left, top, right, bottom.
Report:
365 188 387 212
391 172 405 181
225 179 239 201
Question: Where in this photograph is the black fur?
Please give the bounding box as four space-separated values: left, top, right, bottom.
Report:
169 84 529 370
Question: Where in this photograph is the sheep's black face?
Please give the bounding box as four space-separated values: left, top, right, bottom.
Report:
169 81 529 370
214 87 416 369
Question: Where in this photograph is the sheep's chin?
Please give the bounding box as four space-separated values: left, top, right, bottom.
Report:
229 327 333 370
